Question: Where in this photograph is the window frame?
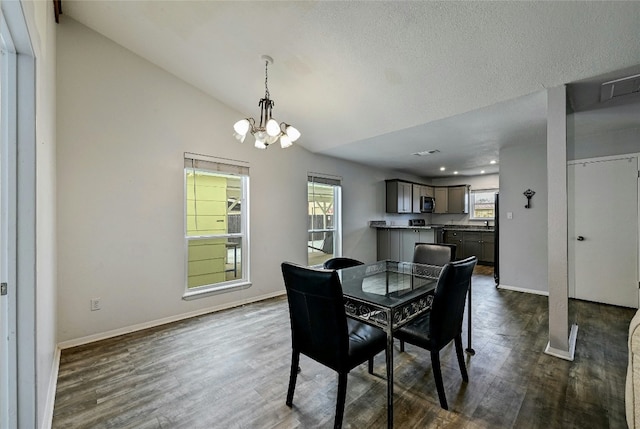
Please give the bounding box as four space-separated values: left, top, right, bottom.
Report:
469 188 498 220
307 173 342 267
183 153 251 300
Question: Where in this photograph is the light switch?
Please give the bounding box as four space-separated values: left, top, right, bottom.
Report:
507 212 513 219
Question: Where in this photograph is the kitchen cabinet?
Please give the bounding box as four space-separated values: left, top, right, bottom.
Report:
433 185 469 214
411 184 434 213
386 180 413 213
444 230 463 256
377 229 396 261
444 229 494 263
448 185 469 214
377 228 435 261
480 232 495 263
462 232 482 261
433 187 448 213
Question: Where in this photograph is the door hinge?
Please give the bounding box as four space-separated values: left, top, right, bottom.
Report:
0 283 7 296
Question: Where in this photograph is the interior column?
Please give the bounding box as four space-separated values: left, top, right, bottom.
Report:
545 85 577 360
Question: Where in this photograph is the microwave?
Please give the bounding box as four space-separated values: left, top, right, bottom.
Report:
420 196 435 213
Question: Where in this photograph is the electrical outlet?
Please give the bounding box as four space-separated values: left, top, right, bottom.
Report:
90 298 101 311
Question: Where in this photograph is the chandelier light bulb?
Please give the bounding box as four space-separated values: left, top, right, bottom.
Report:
233 119 250 136
266 119 280 137
254 136 267 149
233 132 247 143
280 135 292 148
285 125 301 142
256 130 268 141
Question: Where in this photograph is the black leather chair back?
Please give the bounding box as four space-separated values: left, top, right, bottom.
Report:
323 257 364 270
429 256 476 348
281 262 349 372
413 243 457 266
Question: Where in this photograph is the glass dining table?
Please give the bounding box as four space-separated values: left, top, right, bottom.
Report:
337 260 443 429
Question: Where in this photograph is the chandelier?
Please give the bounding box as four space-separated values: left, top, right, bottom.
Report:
233 55 300 149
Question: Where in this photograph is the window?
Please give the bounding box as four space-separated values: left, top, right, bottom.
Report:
469 189 498 220
307 174 341 266
184 154 249 298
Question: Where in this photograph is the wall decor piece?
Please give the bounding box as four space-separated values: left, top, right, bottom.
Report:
523 189 535 209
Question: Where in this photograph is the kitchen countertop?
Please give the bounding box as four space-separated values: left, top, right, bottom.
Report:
370 221 494 233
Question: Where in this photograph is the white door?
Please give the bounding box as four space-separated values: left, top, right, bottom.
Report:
568 156 639 308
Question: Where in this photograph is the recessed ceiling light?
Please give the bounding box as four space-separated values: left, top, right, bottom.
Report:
480 170 485 174
453 171 459 175
412 149 440 156
490 160 497 164
440 167 445 171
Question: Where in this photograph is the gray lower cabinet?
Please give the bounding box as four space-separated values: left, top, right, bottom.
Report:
377 228 435 261
480 232 495 263
444 230 464 257
444 229 494 263
462 232 482 261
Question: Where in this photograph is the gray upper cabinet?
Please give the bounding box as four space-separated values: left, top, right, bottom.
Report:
411 184 433 213
433 185 469 214
386 180 413 213
448 185 469 214
433 187 449 213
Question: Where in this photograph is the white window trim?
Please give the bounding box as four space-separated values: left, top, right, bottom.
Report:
307 173 342 266
469 188 498 221
182 153 251 300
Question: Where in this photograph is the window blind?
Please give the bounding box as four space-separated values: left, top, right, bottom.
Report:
308 173 341 187
185 154 249 176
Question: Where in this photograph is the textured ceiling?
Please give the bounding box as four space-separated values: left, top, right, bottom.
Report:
62 1 640 177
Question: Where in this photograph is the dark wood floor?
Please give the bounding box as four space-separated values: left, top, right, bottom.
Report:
53 266 636 428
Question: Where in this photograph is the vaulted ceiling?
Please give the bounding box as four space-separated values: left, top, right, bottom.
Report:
62 1 640 177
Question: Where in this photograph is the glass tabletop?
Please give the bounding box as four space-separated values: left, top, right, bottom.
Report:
337 260 442 309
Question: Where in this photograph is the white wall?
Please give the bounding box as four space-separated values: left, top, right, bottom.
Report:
56 18 400 344
498 111 640 296
498 143 548 294
568 125 640 161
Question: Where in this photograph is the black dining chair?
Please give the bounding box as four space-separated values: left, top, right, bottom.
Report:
413 242 457 265
323 257 364 270
394 256 477 410
398 243 458 352
281 262 387 429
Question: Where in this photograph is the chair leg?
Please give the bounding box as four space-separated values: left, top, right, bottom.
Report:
334 372 348 429
286 350 300 407
430 350 448 410
400 339 405 352
454 334 469 382
368 357 374 374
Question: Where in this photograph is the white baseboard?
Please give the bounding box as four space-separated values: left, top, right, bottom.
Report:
57 290 286 350
497 283 549 296
544 323 579 361
41 347 61 429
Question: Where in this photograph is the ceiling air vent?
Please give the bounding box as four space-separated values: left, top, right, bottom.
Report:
412 149 440 156
600 73 640 102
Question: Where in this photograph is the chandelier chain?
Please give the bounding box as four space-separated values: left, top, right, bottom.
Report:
264 59 270 99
